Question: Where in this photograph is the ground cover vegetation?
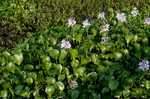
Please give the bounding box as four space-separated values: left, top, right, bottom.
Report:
0 0 150 99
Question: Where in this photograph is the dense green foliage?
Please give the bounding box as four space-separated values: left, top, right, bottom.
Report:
0 0 150 50
0 6 150 98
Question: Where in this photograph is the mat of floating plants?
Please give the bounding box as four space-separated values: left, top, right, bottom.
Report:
0 7 150 99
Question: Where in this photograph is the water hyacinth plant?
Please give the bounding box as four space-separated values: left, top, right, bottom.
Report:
0 6 150 99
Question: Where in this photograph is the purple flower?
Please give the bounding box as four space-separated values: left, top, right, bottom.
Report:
116 13 126 22
61 39 71 49
69 80 78 89
144 18 150 25
68 18 76 27
138 60 149 71
82 19 91 27
131 7 138 17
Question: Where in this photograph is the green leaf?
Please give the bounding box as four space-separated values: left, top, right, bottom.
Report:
24 64 34 71
144 80 150 89
71 59 79 68
59 50 67 63
46 77 56 84
45 86 55 97
81 56 91 65
74 34 82 42
41 55 50 63
69 90 79 99
26 77 33 85
109 80 119 91
87 72 97 81
47 47 59 59
14 53 23 65
56 81 65 91
69 49 78 59
123 90 130 97
0 90 8 98
6 62 16 73
75 67 86 77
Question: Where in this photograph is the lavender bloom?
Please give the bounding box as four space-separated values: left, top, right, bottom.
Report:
144 18 150 25
68 18 76 27
138 60 149 71
61 39 71 49
69 80 78 89
131 7 138 17
82 19 91 27
100 24 110 32
116 13 126 22
98 12 105 19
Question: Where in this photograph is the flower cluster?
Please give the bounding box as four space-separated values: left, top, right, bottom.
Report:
69 80 78 89
131 7 138 17
64 7 150 51
82 19 91 27
68 18 76 27
138 60 149 71
116 13 126 22
144 18 150 25
61 39 71 49
97 12 105 19
100 23 110 32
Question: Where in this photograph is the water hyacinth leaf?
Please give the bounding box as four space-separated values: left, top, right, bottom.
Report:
81 56 91 65
45 86 55 97
53 64 63 73
46 77 56 84
144 80 150 89
91 54 98 64
56 81 65 91
75 67 86 77
0 90 8 98
41 56 50 63
58 74 65 81
87 72 97 81
125 33 133 45
74 34 82 42
71 59 79 68
101 87 110 94
15 85 24 96
6 62 16 73
114 52 122 59
69 49 78 59
26 77 33 85
24 64 34 71
59 50 67 63
14 53 23 65
123 90 130 97
44 62 52 70
109 80 119 91
2 82 11 89
47 47 59 59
